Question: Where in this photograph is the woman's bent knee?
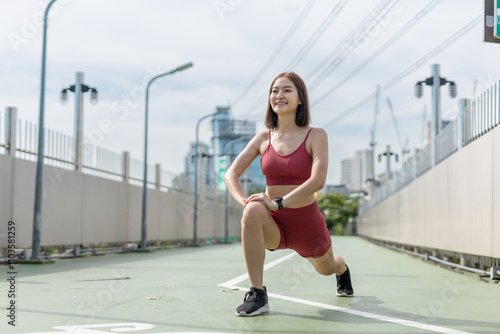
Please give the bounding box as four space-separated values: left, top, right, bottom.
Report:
242 202 269 224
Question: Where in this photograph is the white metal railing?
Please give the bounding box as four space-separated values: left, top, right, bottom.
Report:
437 117 458 163
360 80 500 215
463 81 499 145
416 143 431 176
0 108 183 192
82 142 124 181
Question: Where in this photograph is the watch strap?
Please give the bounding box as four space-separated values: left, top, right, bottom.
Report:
274 197 283 210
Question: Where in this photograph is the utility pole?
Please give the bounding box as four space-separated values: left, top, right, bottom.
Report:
378 145 398 180
415 64 457 167
32 0 58 261
60 72 98 171
415 64 456 167
369 85 380 195
431 64 441 165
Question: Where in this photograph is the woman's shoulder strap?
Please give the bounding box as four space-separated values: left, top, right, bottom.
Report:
303 127 314 142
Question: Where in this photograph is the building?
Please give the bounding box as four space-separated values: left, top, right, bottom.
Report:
340 148 373 192
212 108 266 194
183 142 216 196
183 107 266 197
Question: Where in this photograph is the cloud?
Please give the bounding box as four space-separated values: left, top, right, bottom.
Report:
1 0 499 185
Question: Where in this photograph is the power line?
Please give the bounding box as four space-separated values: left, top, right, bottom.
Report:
230 1 315 107
287 0 350 70
305 0 394 82
308 0 401 90
311 0 442 106
235 0 350 118
320 14 482 130
231 0 396 119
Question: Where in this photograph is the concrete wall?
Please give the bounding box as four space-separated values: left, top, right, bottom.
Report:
359 125 500 259
0 156 243 248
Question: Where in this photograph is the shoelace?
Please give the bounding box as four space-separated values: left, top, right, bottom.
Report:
243 290 258 302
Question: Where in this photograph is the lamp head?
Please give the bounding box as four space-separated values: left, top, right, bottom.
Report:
60 89 68 105
215 106 230 115
448 81 457 98
90 88 98 105
415 82 423 98
173 62 193 73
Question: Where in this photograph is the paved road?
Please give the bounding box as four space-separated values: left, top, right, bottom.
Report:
1 236 499 334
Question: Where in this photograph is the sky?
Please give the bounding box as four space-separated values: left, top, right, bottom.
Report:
1 0 499 185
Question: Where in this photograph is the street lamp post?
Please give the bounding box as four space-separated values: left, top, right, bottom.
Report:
223 135 252 243
32 0 58 260
378 145 398 180
60 72 98 171
415 63 457 167
193 107 230 245
140 62 193 250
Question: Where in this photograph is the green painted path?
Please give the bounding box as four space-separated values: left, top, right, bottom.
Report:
1 237 499 334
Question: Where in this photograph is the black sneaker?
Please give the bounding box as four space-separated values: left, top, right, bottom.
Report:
236 286 269 316
336 265 354 297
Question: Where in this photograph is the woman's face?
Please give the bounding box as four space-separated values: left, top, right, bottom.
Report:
270 77 301 115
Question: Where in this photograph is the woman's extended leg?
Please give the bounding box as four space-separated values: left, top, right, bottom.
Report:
240 201 281 289
306 246 346 276
307 246 354 297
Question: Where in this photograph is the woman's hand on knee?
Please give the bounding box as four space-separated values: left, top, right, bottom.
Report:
244 193 277 211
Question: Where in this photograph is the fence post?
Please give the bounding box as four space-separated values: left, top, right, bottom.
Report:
495 81 500 128
123 151 129 183
181 173 186 196
5 107 17 156
155 163 161 190
74 72 84 172
458 98 469 149
487 87 491 132
496 81 499 127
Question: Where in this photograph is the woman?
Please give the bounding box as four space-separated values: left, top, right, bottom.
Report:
224 72 353 317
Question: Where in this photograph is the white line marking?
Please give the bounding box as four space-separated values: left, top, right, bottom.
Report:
217 251 296 288
218 252 474 334
231 286 473 334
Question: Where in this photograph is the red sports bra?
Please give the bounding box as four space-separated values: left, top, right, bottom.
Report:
261 128 313 186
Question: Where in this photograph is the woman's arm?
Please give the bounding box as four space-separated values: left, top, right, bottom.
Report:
224 130 268 207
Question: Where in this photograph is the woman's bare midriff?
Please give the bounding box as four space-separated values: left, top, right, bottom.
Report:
265 184 316 208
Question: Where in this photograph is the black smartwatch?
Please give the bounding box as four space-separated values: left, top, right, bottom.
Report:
274 197 284 210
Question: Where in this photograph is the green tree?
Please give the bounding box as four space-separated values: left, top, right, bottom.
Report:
316 193 357 235
248 184 265 196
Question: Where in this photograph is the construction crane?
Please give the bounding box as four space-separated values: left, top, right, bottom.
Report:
368 85 380 195
386 97 410 159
